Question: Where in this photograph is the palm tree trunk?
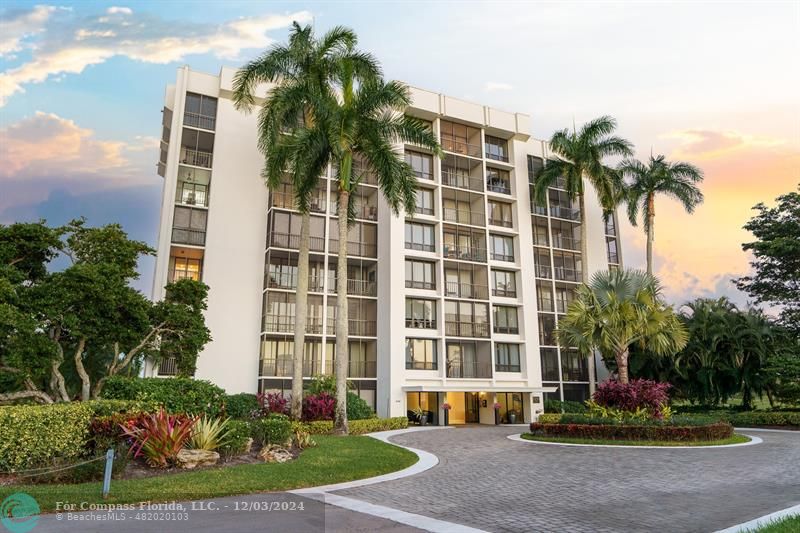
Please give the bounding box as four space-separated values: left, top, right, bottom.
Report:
334 188 350 435
578 192 597 396
291 212 311 420
615 347 630 385
646 193 655 275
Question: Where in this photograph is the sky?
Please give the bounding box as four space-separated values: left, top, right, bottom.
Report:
1 1 798 306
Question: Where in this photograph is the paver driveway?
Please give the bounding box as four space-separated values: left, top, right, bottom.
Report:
333 426 800 533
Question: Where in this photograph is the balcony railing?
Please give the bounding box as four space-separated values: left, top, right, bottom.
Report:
552 235 582 251
445 281 489 300
271 191 326 213
535 264 552 279
533 234 550 247
554 266 582 283
490 251 515 262
492 286 517 298
405 280 435 290
329 240 377 258
550 205 581 221
405 317 436 329
158 357 178 376
495 363 521 373
441 170 483 192
562 367 589 382
331 202 377 221
608 252 619 264
269 232 325 252
180 148 213 169
326 318 377 336
485 151 509 163
349 360 377 378
260 358 324 378
414 206 434 216
489 218 513 228
494 324 519 334
441 136 481 158
444 321 490 338
446 359 492 378
328 278 377 297
265 272 325 292
171 228 206 246
406 361 437 370
533 204 549 216
183 112 216 131
487 180 511 195
412 169 434 181
263 315 324 334
443 244 487 262
443 208 485 227
405 241 436 253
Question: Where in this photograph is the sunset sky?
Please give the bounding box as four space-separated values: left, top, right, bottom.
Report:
1 1 798 308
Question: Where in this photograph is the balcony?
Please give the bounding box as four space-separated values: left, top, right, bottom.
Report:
169 269 201 282
260 357 324 378
269 232 325 252
552 235 581 251
489 217 513 228
263 315 324 334
486 178 511 195
492 286 516 298
349 360 377 378
441 136 481 158
441 169 484 192
443 207 485 227
272 191 326 213
444 321 490 338
405 317 436 329
328 278 377 297
329 239 377 258
171 228 206 246
184 112 216 131
535 264 552 279
326 318 377 337
405 279 435 290
180 148 213 169
443 244 487 263
554 266 582 283
415 205 434 216
490 251 514 262
494 324 519 335
265 272 325 292
445 281 489 300
331 201 377 221
157 357 178 376
446 359 492 378
550 205 581 221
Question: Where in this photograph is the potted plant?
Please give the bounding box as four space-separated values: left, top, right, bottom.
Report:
493 402 501 425
413 407 427 426
441 402 451 426
507 409 518 424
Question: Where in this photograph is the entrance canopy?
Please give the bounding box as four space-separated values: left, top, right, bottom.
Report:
402 385 557 393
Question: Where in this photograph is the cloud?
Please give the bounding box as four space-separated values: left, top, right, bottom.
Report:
0 6 313 106
0 5 57 57
484 81 513 92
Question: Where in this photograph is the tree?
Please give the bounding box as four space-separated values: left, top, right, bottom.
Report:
0 220 210 403
232 23 381 420
557 269 687 384
736 186 800 338
531 116 633 393
618 154 704 274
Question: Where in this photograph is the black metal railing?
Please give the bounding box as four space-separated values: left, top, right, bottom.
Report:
443 208 485 226
444 281 489 300
446 360 492 378
443 244 487 262
329 239 377 258
171 228 206 246
444 321 490 338
405 317 436 329
405 280 435 290
441 170 483 192
269 232 325 252
441 136 481 158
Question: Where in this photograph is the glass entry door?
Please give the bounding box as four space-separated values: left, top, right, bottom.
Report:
465 392 480 423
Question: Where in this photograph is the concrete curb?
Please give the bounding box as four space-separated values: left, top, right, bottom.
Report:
507 432 763 449
714 503 800 532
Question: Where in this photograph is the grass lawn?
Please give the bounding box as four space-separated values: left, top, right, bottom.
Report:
748 514 800 532
520 433 752 447
0 435 417 513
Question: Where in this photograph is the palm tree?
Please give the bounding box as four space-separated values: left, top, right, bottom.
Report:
618 154 704 274
232 23 380 419
532 116 633 393
557 269 687 384
319 70 442 433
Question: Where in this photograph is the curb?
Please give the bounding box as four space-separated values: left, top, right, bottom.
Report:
714 503 800 533
507 432 763 449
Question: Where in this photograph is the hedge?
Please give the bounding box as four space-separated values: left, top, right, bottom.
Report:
251 414 292 446
302 417 408 435
529 421 733 442
224 393 259 419
710 411 800 428
101 377 226 417
536 414 563 424
544 399 587 414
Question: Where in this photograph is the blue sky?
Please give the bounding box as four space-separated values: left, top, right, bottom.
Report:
1 1 798 304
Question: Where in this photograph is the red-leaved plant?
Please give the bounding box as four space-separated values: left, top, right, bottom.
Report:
302 393 336 421
592 379 671 414
252 392 289 418
119 408 196 468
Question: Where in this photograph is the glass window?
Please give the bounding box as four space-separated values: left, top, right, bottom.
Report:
405 222 435 252
538 314 556 345
485 135 509 162
540 348 560 381
415 188 434 216
490 234 514 262
405 260 436 289
492 270 516 297
493 306 519 334
406 338 437 370
170 256 202 281
486 167 511 194
405 151 433 180
495 343 520 372
561 349 588 381
537 282 554 312
405 298 436 328
488 201 513 227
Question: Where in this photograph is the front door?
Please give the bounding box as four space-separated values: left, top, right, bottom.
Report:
465 392 480 423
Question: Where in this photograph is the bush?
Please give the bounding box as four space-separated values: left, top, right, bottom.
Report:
251 414 292 446
559 413 718 427
303 417 408 435
346 392 375 420
529 421 733 442
537 413 562 424
593 379 671 412
303 393 336 421
120 408 196 468
189 416 231 451
719 411 800 427
254 392 288 418
218 419 251 458
101 377 226 417
224 393 259 419
544 399 587 413
85 399 160 417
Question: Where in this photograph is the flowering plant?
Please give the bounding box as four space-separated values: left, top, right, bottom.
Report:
441 403 451 410
493 402 502 410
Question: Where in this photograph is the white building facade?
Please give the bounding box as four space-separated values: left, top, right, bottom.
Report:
148 66 621 425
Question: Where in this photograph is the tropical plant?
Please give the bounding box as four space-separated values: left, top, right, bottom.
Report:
232 23 381 420
120 408 196 468
254 392 289 418
618 154 704 274
591 378 671 419
302 392 336 421
188 415 231 451
557 269 688 384
531 116 633 393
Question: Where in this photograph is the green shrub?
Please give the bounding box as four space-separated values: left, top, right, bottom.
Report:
251 413 292 446
304 417 408 435
224 393 259 419
544 399 587 413
529 421 733 441
537 413 562 424
0 403 94 471
218 419 251 458
346 392 375 420
101 376 226 417
722 411 800 427
85 399 160 417
559 413 718 427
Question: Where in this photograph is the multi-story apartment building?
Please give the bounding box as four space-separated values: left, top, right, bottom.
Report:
147 66 620 425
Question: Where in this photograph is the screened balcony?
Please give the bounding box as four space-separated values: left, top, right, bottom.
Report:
444 261 489 300
444 300 490 338
331 185 377 221
485 135 510 163
445 341 492 378
329 220 378 258
441 154 483 192
553 251 583 283
551 219 581 251
488 200 513 228
264 252 326 292
179 128 214 169
486 167 511 195
443 225 487 263
440 120 481 158
271 181 327 214
326 298 378 337
168 247 203 282
442 188 485 226
175 166 211 207
183 92 217 131
171 206 207 246
267 212 326 252
548 189 581 221
327 261 377 297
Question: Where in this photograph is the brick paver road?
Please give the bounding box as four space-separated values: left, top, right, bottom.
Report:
334 426 800 533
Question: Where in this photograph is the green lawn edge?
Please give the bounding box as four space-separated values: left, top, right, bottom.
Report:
747 514 800 532
520 433 752 447
0 435 418 513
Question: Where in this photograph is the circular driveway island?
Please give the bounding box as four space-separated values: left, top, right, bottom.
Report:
332 425 800 532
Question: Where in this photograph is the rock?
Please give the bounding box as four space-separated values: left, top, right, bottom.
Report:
243 438 253 454
177 449 220 469
259 445 293 464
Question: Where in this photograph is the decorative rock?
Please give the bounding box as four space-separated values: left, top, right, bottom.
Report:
259 445 293 464
177 449 220 469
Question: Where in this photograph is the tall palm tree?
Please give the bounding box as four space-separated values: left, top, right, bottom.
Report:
232 23 380 419
618 154 704 274
318 68 442 433
532 116 633 393
557 269 687 384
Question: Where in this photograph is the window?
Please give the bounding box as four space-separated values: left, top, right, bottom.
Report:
486 167 511 194
492 270 516 298
555 286 574 313
538 314 556 345
540 348 560 381
415 188 434 216
406 298 436 328
533 217 549 246
445 301 489 337
605 216 617 236
490 234 514 262
527 155 544 184
607 237 619 264
553 251 582 282
172 206 207 246
551 219 580 251
184 92 218 130
329 220 377 257
537 282 554 312
405 222 435 252
561 349 588 381
495 343 521 372
405 260 436 289
170 256 202 281
534 249 552 278
440 120 480 157
485 135 509 162
405 151 433 180
268 212 325 251
406 338 437 370
443 226 486 262
488 201 513 228
493 306 519 334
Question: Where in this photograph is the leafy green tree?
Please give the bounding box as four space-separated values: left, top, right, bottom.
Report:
232 23 381 420
736 186 800 337
557 269 687 384
618 154 704 274
532 116 633 393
